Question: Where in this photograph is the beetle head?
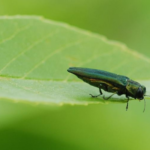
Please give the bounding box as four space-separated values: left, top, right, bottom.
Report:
136 86 146 100
126 80 146 100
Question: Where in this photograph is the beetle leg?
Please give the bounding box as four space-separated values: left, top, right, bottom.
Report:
126 95 129 111
89 94 101 98
103 93 115 100
90 84 103 98
101 84 108 92
99 88 103 95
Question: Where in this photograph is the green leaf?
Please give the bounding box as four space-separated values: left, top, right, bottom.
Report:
0 16 150 105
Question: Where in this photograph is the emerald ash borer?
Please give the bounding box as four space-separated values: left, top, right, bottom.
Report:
67 67 147 112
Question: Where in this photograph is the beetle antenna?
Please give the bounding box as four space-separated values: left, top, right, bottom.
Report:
143 98 146 112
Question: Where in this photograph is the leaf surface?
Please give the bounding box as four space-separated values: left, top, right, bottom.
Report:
0 16 150 104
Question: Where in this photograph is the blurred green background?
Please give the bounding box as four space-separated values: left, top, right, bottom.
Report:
0 0 150 150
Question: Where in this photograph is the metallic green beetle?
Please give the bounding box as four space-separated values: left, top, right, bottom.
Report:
67 67 146 111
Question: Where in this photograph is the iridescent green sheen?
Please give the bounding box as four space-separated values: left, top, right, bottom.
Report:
68 67 146 100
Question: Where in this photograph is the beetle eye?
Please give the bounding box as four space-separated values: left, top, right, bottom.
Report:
136 87 144 100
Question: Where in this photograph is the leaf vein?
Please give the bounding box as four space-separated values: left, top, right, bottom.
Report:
8 80 53 99
0 23 31 45
21 37 89 78
0 30 59 73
